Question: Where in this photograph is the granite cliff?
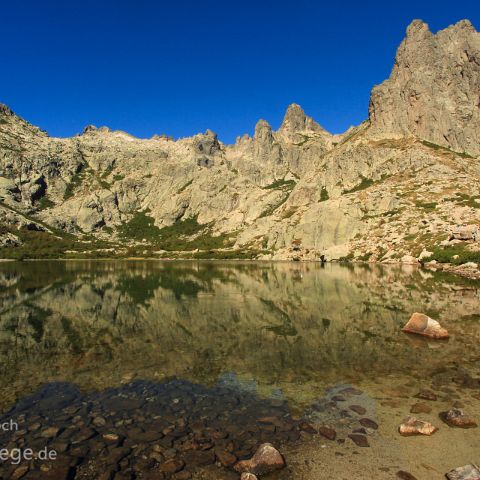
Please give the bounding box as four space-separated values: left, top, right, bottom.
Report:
0 19 479 264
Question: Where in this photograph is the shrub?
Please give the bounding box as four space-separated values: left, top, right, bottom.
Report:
344 176 374 194
320 186 329 202
424 244 480 265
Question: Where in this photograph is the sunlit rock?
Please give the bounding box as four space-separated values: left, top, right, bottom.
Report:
398 416 438 436
402 312 449 339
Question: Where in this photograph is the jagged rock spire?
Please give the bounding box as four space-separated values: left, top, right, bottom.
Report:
369 19 480 156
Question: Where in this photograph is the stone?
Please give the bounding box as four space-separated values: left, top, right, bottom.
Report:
318 426 336 441
92 416 107 427
40 426 60 438
160 459 185 474
396 471 418 480
348 434 370 447
349 405 366 415
415 389 438 401
410 402 432 414
234 443 285 475
241 474 258 480
446 464 480 480
359 418 378 430
450 225 479 241
441 409 478 428
398 417 438 436
215 449 237 467
402 313 449 339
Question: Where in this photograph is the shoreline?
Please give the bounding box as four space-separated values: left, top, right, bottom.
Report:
1 256 479 280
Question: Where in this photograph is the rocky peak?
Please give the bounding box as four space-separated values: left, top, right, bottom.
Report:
0 103 14 117
279 103 323 135
369 19 480 156
254 119 272 138
82 125 98 134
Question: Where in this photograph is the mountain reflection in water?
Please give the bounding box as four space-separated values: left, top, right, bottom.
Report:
0 260 479 411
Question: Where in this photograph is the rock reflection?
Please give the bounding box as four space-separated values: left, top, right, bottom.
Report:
0 260 479 411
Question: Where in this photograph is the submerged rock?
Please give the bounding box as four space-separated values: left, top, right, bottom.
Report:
359 418 378 430
240 474 259 480
410 402 432 414
441 409 478 428
348 433 370 447
318 426 336 441
234 443 285 475
402 313 449 339
396 471 418 480
398 416 438 436
415 389 437 401
446 464 480 480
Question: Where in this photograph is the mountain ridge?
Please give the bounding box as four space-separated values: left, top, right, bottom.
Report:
0 19 479 269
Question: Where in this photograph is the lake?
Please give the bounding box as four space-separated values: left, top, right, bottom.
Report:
0 261 479 479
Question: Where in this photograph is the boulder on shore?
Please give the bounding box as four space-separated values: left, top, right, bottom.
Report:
441 409 478 428
234 443 285 475
398 416 438 436
402 313 449 339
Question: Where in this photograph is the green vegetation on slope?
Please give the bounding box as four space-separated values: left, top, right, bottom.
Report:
421 139 474 159
118 211 236 251
424 244 480 265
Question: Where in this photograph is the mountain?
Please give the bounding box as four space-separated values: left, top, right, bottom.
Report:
0 19 479 265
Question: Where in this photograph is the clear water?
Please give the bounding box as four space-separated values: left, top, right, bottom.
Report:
0 261 479 479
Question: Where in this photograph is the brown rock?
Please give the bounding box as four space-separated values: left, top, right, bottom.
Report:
396 471 418 480
160 459 185 474
215 449 237 467
415 389 437 401
348 434 370 447
410 402 432 414
318 426 336 441
234 443 285 475
402 313 449 339
339 387 363 396
349 405 366 415
299 422 317 434
40 426 60 438
398 417 437 436
183 449 215 466
441 409 478 428
359 418 378 430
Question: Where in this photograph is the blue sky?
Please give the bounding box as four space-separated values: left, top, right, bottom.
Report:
1 0 479 143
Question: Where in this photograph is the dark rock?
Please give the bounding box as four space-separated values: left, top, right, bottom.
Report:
299 422 317 434
160 459 185 474
349 405 366 415
396 471 418 480
360 418 379 430
410 402 432 414
215 449 237 467
415 389 438 401
348 434 370 447
339 387 363 396
183 449 215 466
